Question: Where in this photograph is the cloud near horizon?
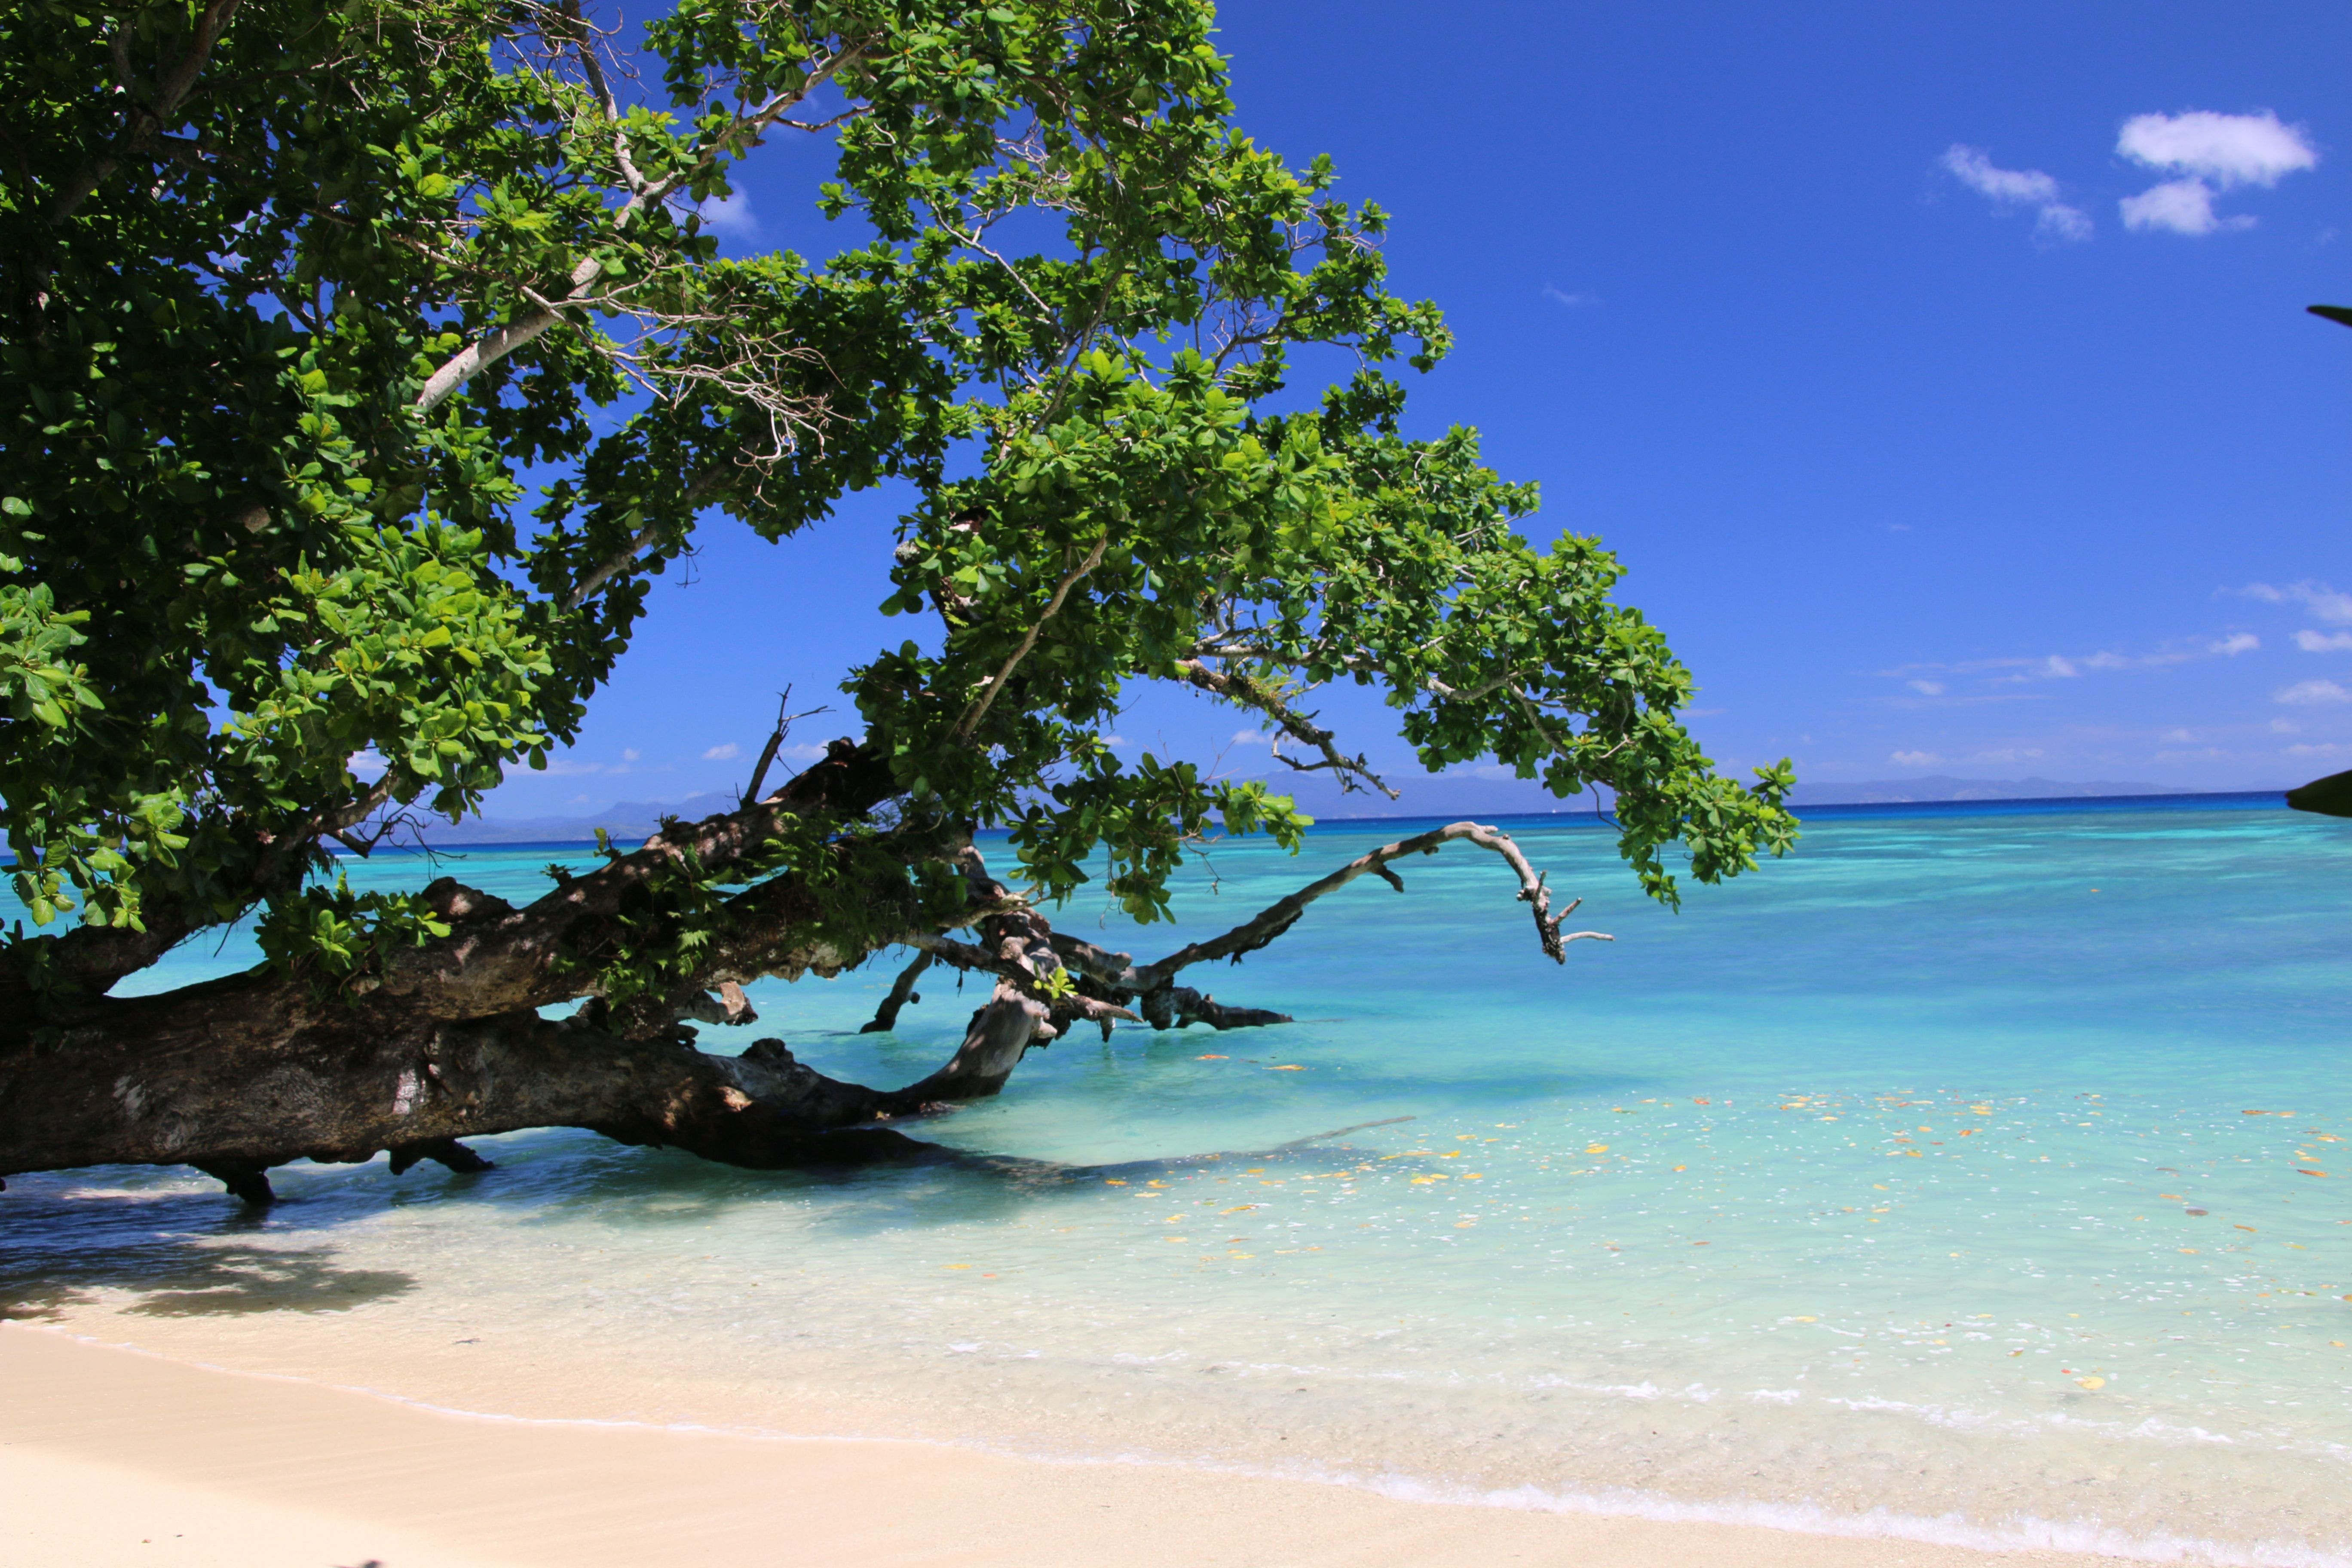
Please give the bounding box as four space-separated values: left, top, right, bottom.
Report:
1940 144 2092 243
2117 110 2318 235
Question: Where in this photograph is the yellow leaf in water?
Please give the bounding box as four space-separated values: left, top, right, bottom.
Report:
1794 1315 1818 1322
1104 1179 1127 1185
1222 1205 1257 1214
1268 1064 1305 1071
2076 1376 2105 1390
2297 1169 2329 1177
945 1264 971 1270
1586 1144 1609 1154
2158 1193 2183 1200
1197 1054 1228 1060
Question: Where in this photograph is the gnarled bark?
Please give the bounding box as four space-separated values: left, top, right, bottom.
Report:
0 794 1600 1202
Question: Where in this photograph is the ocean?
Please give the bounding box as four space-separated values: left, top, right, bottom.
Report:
6 796 2349 1565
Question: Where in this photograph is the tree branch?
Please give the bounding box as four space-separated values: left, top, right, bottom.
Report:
46 0 243 225
412 42 866 415
1122 820 1609 989
946 536 1108 745
1174 657 1396 799
859 949 932 1033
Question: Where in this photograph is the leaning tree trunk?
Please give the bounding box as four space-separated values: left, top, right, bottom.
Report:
0 779 1603 1203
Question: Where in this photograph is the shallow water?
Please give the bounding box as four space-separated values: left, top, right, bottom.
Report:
7 800 2352 1563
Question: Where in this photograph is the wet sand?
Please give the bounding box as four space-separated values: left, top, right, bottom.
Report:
0 1324 2142 1568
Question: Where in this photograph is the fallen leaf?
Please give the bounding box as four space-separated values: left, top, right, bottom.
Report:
1197 1054 1228 1060
2299 1170 2330 1177
2076 1376 2105 1390
1268 1064 1305 1071
1104 1179 1127 1186
1586 1144 1609 1154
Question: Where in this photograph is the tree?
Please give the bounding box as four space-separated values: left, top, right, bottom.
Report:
0 0 1796 1201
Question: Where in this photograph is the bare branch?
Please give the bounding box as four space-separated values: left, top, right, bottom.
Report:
1126 821 1609 988
1174 658 1396 799
947 536 1109 745
741 686 831 806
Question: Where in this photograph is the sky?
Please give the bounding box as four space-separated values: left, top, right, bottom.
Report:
482 0 2349 822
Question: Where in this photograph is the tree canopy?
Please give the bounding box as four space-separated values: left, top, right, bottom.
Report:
0 0 1796 1196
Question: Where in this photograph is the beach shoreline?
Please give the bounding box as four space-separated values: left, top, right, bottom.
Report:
1 1323 2150 1568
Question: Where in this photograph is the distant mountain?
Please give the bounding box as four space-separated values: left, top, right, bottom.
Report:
1783 775 2207 805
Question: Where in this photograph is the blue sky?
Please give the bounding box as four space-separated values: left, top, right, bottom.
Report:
487 0 2349 820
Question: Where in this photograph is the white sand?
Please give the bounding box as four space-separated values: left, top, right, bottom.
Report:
0 1323 2146 1568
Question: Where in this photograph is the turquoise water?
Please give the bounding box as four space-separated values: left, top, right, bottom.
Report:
7 799 2352 1563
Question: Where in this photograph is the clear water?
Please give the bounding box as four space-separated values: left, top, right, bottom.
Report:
7 799 2352 1564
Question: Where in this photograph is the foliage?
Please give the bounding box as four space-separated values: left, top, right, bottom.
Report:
0 0 1794 999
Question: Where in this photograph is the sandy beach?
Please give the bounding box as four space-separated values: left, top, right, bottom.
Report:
0 1324 2150 1568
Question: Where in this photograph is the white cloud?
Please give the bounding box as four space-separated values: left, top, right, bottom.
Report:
2118 110 2318 188
2162 728 2196 744
622 747 641 762
2276 679 2352 706
2287 742 2352 758
2035 204 2095 244
2210 632 2260 655
1941 144 2092 244
2243 580 2352 624
1907 680 1945 696
702 742 741 761
1943 144 2060 205
1890 750 1943 767
2272 717 2301 734
1231 728 1271 746
694 189 758 237
2117 111 2317 236
1542 285 1597 307
2040 655 2079 678
2120 178 2243 236
2296 630 2352 652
